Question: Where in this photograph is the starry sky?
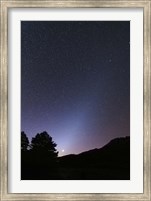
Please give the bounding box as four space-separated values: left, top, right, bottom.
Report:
21 21 130 156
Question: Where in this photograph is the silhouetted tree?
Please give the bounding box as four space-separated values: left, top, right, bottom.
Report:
30 131 58 157
24 131 59 179
21 131 29 151
21 131 30 179
21 131 59 179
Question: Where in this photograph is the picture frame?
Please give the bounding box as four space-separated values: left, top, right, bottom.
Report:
0 0 150 200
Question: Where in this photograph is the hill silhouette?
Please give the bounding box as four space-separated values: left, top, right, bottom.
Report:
21 136 130 180
58 136 130 179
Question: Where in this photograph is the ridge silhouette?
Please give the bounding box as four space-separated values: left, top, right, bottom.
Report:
21 135 130 180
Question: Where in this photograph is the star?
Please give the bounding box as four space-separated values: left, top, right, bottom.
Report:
21 21 130 155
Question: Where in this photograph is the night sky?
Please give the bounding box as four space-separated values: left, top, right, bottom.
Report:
21 21 130 156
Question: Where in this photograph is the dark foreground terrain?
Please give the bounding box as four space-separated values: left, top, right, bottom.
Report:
21 136 130 180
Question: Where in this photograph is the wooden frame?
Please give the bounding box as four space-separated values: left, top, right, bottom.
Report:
0 0 150 200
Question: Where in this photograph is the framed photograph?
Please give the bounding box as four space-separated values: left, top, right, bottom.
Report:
0 0 150 200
